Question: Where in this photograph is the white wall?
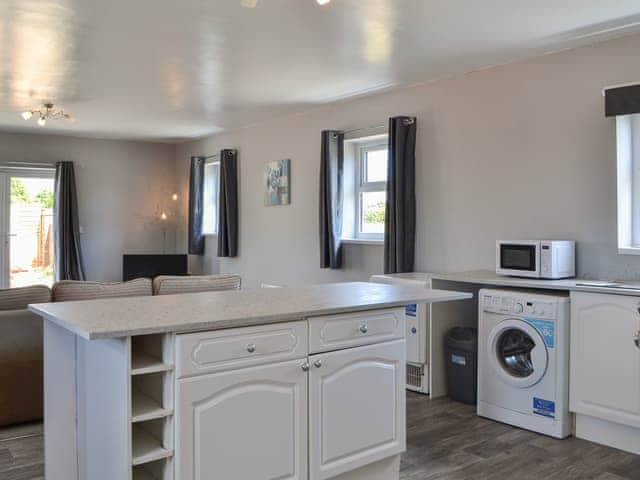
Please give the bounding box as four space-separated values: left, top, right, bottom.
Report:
0 132 177 281
176 33 640 286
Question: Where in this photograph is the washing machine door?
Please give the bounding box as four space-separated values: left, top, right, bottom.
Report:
487 318 548 388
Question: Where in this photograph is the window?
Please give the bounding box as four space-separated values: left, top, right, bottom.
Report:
202 161 220 235
357 142 388 238
617 114 640 254
341 134 388 243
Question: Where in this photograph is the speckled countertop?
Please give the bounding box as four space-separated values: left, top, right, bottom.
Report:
29 281 473 340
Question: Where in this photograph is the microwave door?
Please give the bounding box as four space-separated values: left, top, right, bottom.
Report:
499 244 539 277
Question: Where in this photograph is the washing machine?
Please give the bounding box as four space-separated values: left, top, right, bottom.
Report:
478 289 571 438
370 273 431 393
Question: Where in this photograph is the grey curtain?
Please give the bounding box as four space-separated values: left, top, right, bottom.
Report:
188 156 205 255
217 149 238 257
54 161 85 281
384 116 417 274
319 130 344 269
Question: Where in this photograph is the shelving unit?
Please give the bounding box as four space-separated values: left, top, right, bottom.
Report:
131 351 173 375
132 389 172 423
132 468 156 480
132 424 172 465
130 334 175 480
132 459 172 480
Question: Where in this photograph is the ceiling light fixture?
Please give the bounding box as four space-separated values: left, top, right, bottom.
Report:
20 103 74 127
316 0 331 5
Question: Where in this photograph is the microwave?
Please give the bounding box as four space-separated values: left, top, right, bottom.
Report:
496 240 575 279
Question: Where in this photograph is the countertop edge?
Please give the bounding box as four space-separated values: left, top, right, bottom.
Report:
429 270 640 296
30 290 472 340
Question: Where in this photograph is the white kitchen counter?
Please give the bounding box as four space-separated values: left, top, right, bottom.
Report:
30 281 471 340
33 281 472 480
430 269 640 296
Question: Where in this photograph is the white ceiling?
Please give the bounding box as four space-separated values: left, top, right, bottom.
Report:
0 0 639 142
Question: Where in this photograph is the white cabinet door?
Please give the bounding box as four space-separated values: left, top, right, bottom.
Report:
176 358 308 480
309 339 406 480
570 292 640 427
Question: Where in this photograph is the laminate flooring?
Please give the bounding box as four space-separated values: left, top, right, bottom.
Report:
1 394 638 479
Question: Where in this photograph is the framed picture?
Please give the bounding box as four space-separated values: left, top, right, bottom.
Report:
264 159 291 206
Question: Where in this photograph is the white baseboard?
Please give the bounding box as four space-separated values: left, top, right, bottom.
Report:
329 455 400 480
575 414 640 455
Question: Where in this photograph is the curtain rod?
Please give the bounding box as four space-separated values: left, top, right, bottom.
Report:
0 161 56 169
339 118 415 136
602 82 640 95
341 124 386 135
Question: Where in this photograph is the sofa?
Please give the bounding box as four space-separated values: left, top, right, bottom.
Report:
0 273 242 427
152 274 241 295
0 285 51 427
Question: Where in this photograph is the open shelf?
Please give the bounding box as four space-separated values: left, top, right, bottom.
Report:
132 424 173 466
131 351 173 376
132 458 171 480
130 334 174 479
132 389 172 423
132 467 157 480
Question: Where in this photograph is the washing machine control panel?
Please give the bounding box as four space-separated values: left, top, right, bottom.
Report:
482 294 556 319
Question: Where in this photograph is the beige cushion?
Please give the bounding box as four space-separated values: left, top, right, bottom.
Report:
0 285 51 311
53 278 153 302
153 274 241 296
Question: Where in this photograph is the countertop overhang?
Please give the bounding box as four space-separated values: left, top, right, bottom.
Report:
429 270 640 296
29 281 473 340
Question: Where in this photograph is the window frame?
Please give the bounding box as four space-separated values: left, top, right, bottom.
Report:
355 141 388 240
202 160 220 236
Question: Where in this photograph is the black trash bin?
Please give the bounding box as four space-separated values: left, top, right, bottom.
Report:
445 327 478 405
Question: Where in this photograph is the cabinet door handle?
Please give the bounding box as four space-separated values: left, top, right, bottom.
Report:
313 360 322 369
246 343 256 353
634 331 640 349
301 362 310 372
359 324 368 334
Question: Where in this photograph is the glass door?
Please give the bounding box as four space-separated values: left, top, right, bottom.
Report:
0 170 56 288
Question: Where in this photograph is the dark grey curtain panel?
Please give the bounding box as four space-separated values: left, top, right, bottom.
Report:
384 116 417 274
188 156 206 255
54 161 86 281
319 130 344 269
217 149 239 257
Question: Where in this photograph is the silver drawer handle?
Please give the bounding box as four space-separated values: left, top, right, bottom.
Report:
246 343 256 353
359 324 368 334
301 362 310 372
634 331 640 349
314 359 322 369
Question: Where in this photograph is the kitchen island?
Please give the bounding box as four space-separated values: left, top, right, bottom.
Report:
30 281 472 480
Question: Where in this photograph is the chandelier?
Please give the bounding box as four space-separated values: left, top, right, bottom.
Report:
21 103 73 127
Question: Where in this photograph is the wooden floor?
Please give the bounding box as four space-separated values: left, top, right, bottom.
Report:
1 394 638 479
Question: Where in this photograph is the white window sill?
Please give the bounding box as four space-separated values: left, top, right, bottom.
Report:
341 238 384 246
619 246 640 255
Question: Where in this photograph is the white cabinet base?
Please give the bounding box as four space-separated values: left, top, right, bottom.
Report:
575 414 640 455
327 455 400 480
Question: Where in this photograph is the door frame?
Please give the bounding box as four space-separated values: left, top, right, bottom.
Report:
0 167 56 288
